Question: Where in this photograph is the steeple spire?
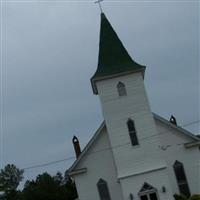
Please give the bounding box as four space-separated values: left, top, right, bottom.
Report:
91 13 146 94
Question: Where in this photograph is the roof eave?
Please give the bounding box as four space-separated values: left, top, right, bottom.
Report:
153 113 200 142
184 141 200 148
68 122 105 173
68 168 87 176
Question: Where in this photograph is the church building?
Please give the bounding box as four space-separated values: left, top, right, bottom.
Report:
69 13 200 200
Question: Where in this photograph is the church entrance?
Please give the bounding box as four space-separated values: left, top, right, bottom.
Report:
138 183 159 200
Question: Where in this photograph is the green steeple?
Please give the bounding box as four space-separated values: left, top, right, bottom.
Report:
91 13 146 94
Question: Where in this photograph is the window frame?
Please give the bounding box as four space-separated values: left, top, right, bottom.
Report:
173 160 191 197
97 179 111 200
127 119 139 146
138 183 159 200
139 192 159 200
117 82 127 97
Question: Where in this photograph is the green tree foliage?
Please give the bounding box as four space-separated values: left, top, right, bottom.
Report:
174 194 188 200
174 194 200 200
0 164 24 192
0 164 77 200
0 164 24 200
20 172 77 200
190 195 200 200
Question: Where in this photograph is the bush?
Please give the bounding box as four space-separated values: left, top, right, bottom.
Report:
174 194 200 200
190 195 200 200
174 194 187 200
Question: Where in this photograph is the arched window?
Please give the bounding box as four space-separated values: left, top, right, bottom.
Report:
127 119 139 146
117 82 127 97
173 160 191 197
138 182 159 200
97 179 111 200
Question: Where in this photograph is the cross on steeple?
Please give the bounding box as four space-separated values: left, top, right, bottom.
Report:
95 0 104 13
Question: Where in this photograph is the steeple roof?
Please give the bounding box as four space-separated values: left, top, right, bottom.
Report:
91 13 145 94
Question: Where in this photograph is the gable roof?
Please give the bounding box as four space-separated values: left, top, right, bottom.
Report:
68 122 105 173
153 113 200 141
91 13 145 94
69 113 200 173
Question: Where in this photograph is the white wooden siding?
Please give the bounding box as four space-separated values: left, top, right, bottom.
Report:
73 126 124 200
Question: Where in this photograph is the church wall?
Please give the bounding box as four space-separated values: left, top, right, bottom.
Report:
155 119 200 195
96 72 170 180
119 168 173 200
72 127 123 200
68 10 200 200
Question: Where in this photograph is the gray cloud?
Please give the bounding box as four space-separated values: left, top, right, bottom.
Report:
1 1 199 184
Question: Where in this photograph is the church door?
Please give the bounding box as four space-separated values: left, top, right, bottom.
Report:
138 183 159 200
140 192 158 200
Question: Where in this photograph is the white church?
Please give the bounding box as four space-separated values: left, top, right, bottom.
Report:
69 13 200 200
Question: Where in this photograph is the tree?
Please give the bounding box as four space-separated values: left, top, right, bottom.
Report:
64 171 78 200
0 164 24 200
53 172 63 185
0 165 78 200
21 172 77 200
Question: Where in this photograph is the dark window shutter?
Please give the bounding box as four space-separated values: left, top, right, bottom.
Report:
97 179 111 200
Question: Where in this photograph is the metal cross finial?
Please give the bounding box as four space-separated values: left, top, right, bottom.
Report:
95 0 104 13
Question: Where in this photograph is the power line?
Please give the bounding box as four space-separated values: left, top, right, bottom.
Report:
181 119 200 127
23 156 76 171
22 119 200 171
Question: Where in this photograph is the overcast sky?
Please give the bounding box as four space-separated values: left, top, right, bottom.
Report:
0 0 199 184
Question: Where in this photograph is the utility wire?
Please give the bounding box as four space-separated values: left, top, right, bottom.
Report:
23 156 76 171
22 119 200 171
